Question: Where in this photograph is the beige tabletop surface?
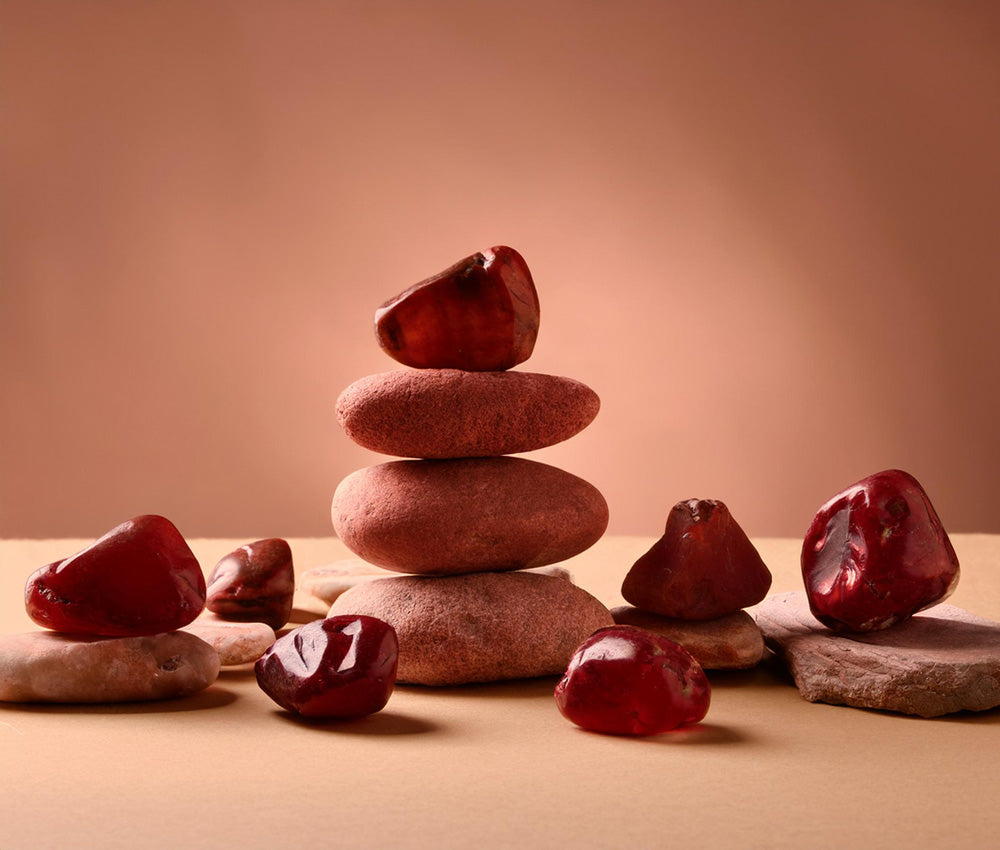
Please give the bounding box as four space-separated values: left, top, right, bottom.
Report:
2 534 999 850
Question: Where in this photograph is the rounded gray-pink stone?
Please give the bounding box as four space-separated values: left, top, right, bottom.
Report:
331 457 609 574
336 369 600 458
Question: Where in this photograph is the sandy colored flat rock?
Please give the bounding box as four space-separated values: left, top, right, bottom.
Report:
611 606 765 669
754 591 1000 717
329 571 612 685
182 613 276 665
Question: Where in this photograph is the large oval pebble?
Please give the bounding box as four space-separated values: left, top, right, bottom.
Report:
332 457 609 574
330 572 613 685
336 370 600 458
0 631 220 703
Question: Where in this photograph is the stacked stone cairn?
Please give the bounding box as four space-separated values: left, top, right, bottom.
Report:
612 498 772 669
329 246 614 685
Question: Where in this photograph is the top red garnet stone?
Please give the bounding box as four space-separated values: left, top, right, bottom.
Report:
25 514 206 636
374 245 540 371
801 469 960 633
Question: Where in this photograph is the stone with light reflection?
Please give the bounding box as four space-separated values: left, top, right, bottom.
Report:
254 615 397 719
555 626 711 735
24 515 205 637
802 469 960 633
374 245 540 371
206 538 295 630
621 499 771 620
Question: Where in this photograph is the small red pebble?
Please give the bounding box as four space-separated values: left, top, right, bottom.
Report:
206 538 295 630
554 626 711 736
255 615 398 719
374 245 540 371
24 514 206 636
802 469 960 632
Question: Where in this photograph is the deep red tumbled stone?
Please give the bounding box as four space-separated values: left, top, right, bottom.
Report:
374 245 540 371
621 499 772 620
554 626 711 735
255 615 398 719
24 515 206 636
802 469 960 633
206 538 295 630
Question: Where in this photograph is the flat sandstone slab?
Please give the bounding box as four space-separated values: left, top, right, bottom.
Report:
0 631 220 703
337 369 599 458
329 571 613 685
182 614 276 665
754 591 1000 717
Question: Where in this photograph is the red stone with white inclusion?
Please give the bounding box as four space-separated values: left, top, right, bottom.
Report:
554 626 711 736
802 469 960 633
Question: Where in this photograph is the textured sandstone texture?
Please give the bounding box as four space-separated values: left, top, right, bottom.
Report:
336 369 599 458
0 631 220 703
329 572 613 685
611 606 766 670
332 457 608 574
182 614 276 665
754 591 1000 717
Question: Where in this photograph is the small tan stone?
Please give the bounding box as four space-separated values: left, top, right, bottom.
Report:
287 591 332 624
755 591 1000 717
182 613 276 665
611 606 766 670
330 571 612 685
0 631 219 703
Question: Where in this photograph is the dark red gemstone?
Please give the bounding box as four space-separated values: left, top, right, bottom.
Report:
555 626 711 735
255 615 398 719
802 469 960 633
206 538 295 630
621 499 772 619
374 245 540 371
24 515 206 636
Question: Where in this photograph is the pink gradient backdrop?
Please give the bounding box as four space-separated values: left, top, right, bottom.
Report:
2 1 998 540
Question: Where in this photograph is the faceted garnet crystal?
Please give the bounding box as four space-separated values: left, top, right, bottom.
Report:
206 538 295 630
374 245 540 371
621 499 772 620
24 515 206 636
554 626 711 736
255 615 398 719
801 469 960 633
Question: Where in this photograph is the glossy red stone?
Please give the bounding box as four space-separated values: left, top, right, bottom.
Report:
554 626 711 735
802 469 960 633
374 245 540 371
621 499 772 619
255 615 398 719
24 515 206 636
206 538 295 630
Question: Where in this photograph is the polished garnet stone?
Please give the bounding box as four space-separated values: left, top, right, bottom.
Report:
24 515 206 636
555 626 711 735
255 615 398 719
206 538 295 630
621 499 772 619
374 245 540 371
802 469 960 633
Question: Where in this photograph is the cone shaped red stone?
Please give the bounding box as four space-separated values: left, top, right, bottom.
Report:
621 499 772 620
801 469 960 633
374 245 539 371
206 538 295 630
24 515 206 636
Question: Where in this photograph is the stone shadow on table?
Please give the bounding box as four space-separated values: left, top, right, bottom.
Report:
0 684 239 714
566 721 751 746
397 676 560 700
273 708 440 736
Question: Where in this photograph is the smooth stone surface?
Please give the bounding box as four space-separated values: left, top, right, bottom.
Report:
611 606 766 670
754 591 1000 717
0 630 220 703
206 538 295 630
182 613 276 665
287 591 332 624
329 572 613 685
337 370 599 458
302 558 573 604
332 457 608 574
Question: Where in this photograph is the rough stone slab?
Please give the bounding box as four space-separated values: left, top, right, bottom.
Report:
754 591 1000 717
329 571 612 686
611 606 765 670
0 631 220 703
